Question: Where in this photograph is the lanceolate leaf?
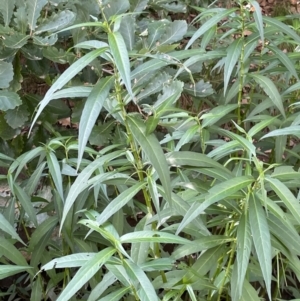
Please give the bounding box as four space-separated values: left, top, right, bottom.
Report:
0 266 30 280
127 115 172 204
0 213 25 244
249 73 285 118
185 8 237 49
124 260 158 301
267 45 298 80
224 38 243 95
265 176 300 225
26 0 48 32
236 212 252 300
56 247 116 301
29 47 108 133
78 76 114 169
176 176 254 234
61 150 125 231
249 193 272 299
108 31 133 99
261 126 300 139
95 182 146 226
249 0 264 44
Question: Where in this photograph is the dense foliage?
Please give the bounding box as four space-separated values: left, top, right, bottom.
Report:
1 0 300 300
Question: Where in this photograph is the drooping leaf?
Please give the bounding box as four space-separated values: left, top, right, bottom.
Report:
56 247 116 301
201 104 238 128
78 76 114 169
249 193 272 299
127 114 172 204
261 126 300 139
0 237 28 266
26 0 48 32
120 230 193 244
185 8 237 49
29 47 108 133
95 182 146 226
61 150 125 230
265 176 300 225
124 259 159 301
267 45 298 80
13 182 38 227
176 176 254 234
0 213 25 244
249 73 285 118
108 31 133 99
0 265 30 280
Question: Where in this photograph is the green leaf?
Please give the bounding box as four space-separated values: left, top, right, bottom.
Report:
13 182 38 227
268 213 300 255
127 115 172 204
160 20 187 45
154 80 183 116
247 116 277 137
0 61 13 88
29 47 108 133
249 0 264 44
261 125 300 139
267 45 298 80
14 6 27 34
236 212 252 300
263 16 300 44
265 176 300 225
96 182 146 226
98 287 130 301
5 105 29 129
0 265 30 280
201 104 238 128
35 10 76 34
124 259 158 301
119 15 135 51
56 247 116 301
41 253 97 270
0 0 15 26
120 230 193 244
249 74 285 118
172 235 233 260
47 151 64 201
185 8 237 49
0 237 28 266
3 33 29 48
78 76 114 169
0 213 25 244
108 31 133 99
0 91 22 111
224 39 243 94
166 151 231 174
61 150 125 230
176 176 254 234
240 279 261 301
249 193 271 299
26 0 47 32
